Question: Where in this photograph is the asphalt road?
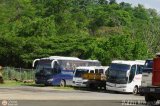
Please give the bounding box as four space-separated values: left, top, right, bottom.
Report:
0 86 146 106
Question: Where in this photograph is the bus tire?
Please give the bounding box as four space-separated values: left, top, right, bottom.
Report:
60 80 66 87
133 86 138 95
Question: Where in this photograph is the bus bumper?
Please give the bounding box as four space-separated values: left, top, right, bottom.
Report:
35 79 53 85
106 83 131 93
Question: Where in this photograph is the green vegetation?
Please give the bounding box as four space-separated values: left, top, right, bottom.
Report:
0 80 73 90
3 67 35 81
0 0 160 68
0 80 29 87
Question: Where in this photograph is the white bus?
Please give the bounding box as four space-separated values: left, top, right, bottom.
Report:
106 60 145 94
73 66 108 89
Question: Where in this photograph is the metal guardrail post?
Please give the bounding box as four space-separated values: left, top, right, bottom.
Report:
20 68 21 81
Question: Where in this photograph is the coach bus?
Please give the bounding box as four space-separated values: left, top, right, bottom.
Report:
32 56 101 86
106 60 145 94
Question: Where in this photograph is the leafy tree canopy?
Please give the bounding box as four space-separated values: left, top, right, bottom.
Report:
0 0 159 68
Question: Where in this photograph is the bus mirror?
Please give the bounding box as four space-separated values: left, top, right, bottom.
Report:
127 71 130 77
32 59 40 68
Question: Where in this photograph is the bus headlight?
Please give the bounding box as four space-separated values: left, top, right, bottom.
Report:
47 78 53 82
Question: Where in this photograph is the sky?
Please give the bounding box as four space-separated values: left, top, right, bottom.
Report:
116 0 160 12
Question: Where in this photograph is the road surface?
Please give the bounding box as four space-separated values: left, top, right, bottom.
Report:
0 86 146 106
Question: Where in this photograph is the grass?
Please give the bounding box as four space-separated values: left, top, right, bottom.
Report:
0 80 34 87
0 80 74 90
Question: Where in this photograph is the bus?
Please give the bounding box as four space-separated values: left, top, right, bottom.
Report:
32 56 101 86
73 66 108 89
106 60 145 94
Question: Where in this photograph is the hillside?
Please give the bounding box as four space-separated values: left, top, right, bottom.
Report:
0 0 160 68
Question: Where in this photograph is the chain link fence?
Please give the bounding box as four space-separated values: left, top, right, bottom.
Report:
2 67 35 81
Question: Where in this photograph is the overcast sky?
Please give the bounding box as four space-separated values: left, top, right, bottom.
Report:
116 0 160 12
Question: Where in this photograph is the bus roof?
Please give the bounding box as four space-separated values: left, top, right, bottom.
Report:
76 66 109 70
39 56 80 60
34 56 100 62
76 66 95 70
32 56 101 67
112 60 145 65
82 60 100 62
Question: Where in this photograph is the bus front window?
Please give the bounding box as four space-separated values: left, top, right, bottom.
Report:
36 63 53 75
108 63 130 84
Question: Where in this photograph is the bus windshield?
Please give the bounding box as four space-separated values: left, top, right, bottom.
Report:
36 63 53 75
75 69 89 77
107 63 130 84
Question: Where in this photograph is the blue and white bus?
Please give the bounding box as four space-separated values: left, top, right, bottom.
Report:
32 56 101 86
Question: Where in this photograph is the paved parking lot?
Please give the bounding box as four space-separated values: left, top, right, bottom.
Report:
0 86 145 106
0 86 144 100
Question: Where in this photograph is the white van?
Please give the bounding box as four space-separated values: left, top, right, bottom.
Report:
73 66 108 88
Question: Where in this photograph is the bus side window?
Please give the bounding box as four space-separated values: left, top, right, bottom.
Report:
53 61 61 74
90 70 94 73
129 65 136 83
136 65 143 74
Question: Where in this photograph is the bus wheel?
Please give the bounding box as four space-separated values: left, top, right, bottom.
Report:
133 86 138 95
60 80 66 87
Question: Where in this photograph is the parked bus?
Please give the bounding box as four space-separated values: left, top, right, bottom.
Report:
73 66 108 89
32 56 101 86
106 60 145 94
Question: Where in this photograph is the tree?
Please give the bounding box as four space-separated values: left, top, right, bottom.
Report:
109 0 117 4
0 0 158 68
